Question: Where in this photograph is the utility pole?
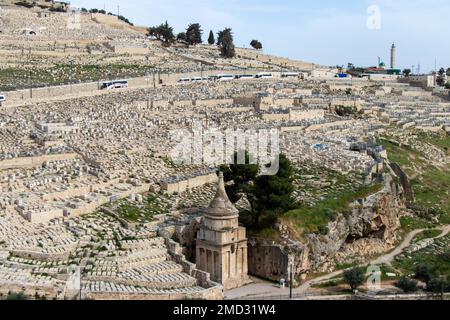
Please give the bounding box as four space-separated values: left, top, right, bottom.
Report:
29 69 33 99
69 59 74 94
146 70 150 108
79 267 82 300
289 264 293 300
27 45 33 99
146 55 150 108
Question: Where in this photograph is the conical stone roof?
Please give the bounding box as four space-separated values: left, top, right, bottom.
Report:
205 172 239 217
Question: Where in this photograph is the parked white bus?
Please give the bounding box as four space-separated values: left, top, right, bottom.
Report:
101 80 129 90
178 77 191 83
255 72 273 79
191 77 205 82
236 74 255 80
281 72 299 78
217 74 235 81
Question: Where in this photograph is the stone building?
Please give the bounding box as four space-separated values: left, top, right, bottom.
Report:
195 172 250 290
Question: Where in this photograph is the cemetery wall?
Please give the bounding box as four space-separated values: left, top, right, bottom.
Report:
262 113 289 121
67 183 151 218
11 246 75 262
195 99 234 108
0 153 78 170
305 120 353 132
280 125 306 133
83 286 222 300
0 283 57 299
161 173 217 195
24 207 64 223
289 109 325 121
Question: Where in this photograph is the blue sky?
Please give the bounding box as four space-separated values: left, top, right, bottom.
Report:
72 0 450 73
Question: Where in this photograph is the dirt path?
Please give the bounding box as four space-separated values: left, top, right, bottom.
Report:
225 224 450 300
370 229 426 266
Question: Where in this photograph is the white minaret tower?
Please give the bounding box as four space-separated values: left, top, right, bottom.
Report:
390 43 397 69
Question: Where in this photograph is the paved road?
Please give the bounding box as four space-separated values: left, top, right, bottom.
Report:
225 225 450 300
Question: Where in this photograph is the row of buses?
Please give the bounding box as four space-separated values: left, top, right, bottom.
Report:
1 71 302 103
178 72 300 83
177 74 272 83
99 71 301 90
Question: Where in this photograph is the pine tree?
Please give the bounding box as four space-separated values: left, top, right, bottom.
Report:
177 32 187 42
402 69 411 77
220 153 295 229
249 154 295 227
161 21 175 43
148 21 175 43
250 40 263 50
208 30 215 45
220 151 259 203
217 28 235 58
186 23 203 45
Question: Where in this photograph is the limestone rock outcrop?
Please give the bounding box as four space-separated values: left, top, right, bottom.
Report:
248 175 405 281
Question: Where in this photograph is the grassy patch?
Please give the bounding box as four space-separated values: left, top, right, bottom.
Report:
380 264 401 281
393 237 450 278
335 262 357 271
116 194 169 223
0 64 150 91
417 132 450 153
440 213 450 224
412 168 450 216
400 216 435 232
413 229 443 243
249 228 280 241
378 139 425 168
283 183 384 237
380 133 450 224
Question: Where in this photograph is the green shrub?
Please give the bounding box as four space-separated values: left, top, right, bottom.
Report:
396 276 418 293
6 292 28 300
343 267 365 290
426 278 449 293
414 264 435 283
317 225 329 235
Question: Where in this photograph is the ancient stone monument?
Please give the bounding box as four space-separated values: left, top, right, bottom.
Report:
195 172 250 290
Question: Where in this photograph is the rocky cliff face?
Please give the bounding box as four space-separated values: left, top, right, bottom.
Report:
248 175 405 281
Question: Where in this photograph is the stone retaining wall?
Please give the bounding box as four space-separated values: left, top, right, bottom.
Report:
165 238 223 298
83 287 222 300
0 153 78 170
